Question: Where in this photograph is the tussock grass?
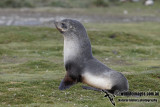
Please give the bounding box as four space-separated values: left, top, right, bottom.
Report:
0 24 160 106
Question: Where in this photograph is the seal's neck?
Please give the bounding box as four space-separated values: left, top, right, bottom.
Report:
63 35 93 64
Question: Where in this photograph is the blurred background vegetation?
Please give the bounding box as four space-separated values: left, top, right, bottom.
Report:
0 0 159 8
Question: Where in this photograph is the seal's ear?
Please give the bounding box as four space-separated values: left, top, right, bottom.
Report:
59 72 76 90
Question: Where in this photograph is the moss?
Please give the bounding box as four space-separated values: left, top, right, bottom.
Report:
0 24 160 106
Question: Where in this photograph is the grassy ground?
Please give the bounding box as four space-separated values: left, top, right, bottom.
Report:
0 23 160 107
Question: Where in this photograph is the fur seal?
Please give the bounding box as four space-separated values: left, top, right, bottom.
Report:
54 19 129 95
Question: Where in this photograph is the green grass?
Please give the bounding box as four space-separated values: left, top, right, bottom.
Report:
0 23 160 107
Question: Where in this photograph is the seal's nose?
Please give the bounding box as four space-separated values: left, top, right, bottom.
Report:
54 20 63 33
54 20 58 26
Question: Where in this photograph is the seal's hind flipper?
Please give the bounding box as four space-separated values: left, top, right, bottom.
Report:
102 90 116 106
59 72 76 90
82 86 101 92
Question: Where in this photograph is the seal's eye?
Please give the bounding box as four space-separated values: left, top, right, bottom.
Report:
61 23 67 29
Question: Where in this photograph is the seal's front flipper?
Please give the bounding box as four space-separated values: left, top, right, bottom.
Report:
59 73 76 90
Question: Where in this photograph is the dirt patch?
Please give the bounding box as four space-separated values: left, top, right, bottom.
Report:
109 34 118 39
0 92 4 95
10 81 23 84
122 72 135 75
0 56 30 64
8 88 21 91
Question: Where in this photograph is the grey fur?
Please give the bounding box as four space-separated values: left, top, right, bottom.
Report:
54 19 129 94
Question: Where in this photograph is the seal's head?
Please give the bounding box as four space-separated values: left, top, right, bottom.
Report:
54 19 93 63
54 19 87 38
